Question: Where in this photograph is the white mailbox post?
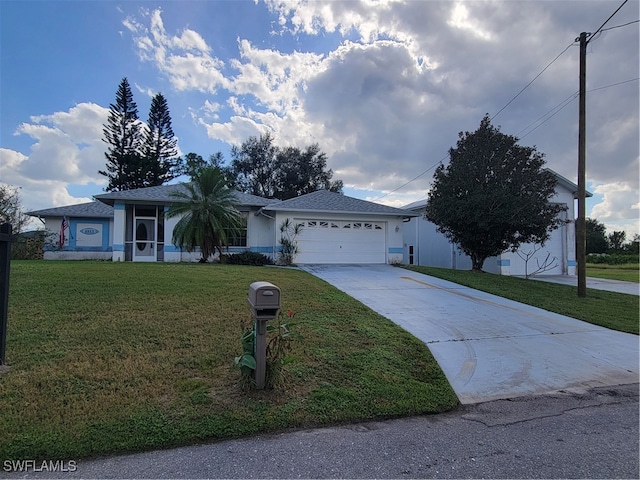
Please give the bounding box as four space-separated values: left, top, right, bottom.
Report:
247 281 281 389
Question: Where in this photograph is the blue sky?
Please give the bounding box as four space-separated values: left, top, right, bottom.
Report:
1 0 638 236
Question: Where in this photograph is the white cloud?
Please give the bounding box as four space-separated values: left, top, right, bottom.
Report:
0 103 109 212
127 8 227 93
591 182 640 236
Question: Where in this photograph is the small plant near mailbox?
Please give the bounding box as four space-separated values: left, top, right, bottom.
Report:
234 309 298 390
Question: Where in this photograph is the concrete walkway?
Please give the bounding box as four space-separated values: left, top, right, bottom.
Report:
524 274 639 295
300 265 639 404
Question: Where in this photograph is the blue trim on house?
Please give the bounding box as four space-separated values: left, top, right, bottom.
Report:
114 202 125 211
113 244 125 252
69 218 111 252
163 205 169 213
497 259 511 266
568 260 577 266
388 247 403 254
251 246 276 253
164 245 181 253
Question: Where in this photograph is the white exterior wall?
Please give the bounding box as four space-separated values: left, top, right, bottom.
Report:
248 211 278 259
163 212 182 262
402 185 577 276
112 203 126 262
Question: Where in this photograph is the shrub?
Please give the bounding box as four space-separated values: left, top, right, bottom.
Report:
586 253 639 265
222 251 274 266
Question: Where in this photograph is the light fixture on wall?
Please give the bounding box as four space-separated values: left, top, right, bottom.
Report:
395 226 400 233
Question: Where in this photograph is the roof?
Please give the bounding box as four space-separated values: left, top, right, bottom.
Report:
547 169 593 198
402 169 592 212
93 183 278 207
27 201 114 218
262 190 417 217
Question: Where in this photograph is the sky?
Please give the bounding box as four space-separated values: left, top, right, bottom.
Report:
1 0 638 237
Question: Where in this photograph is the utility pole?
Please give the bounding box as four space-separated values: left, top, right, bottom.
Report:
576 32 588 298
575 0 628 298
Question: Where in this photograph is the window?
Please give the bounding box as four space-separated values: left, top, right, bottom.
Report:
227 215 248 247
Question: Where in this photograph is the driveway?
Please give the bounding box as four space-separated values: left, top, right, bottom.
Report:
300 265 639 404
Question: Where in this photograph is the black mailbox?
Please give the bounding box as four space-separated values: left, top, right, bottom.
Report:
248 281 281 320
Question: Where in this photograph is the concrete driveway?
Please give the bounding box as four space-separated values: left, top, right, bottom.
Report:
300 265 639 404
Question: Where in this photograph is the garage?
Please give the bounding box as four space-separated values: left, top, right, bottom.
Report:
259 189 414 265
295 219 387 264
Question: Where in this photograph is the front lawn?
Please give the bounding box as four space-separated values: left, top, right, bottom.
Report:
1 261 457 461
403 266 639 335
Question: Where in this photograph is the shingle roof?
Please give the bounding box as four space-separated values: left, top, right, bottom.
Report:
27 202 114 218
93 183 278 207
262 190 417 217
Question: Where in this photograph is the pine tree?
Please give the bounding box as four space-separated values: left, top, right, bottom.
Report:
99 78 143 191
142 93 179 186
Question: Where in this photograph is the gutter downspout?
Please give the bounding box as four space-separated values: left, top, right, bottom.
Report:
257 208 277 261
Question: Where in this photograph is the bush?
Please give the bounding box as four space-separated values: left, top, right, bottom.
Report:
221 251 274 266
586 253 639 265
10 232 46 260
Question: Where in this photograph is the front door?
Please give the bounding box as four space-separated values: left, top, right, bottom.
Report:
133 217 156 261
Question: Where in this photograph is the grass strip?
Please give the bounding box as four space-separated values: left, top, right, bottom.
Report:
1 261 457 461
586 264 639 283
402 265 638 335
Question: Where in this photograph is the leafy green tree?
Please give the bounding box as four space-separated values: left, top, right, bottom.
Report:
424 115 566 271
179 152 232 181
274 144 343 200
0 184 28 233
99 77 144 191
607 230 626 253
585 218 608 254
142 93 180 186
165 167 242 262
229 133 342 200
229 133 278 197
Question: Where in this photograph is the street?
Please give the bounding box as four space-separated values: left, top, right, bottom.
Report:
4 383 638 479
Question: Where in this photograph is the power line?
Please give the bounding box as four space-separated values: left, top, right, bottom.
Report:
490 42 576 121
371 154 447 202
600 19 639 32
587 0 630 44
376 0 635 202
375 76 637 202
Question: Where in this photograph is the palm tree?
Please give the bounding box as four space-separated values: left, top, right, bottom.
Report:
166 167 242 262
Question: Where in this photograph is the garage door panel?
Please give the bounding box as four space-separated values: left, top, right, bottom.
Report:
295 219 386 264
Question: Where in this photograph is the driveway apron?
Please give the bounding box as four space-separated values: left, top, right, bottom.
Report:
300 265 639 404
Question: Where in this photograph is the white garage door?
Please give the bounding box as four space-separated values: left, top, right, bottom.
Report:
295 219 386 264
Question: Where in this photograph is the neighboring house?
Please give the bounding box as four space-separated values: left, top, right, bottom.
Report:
28 186 415 264
402 171 590 276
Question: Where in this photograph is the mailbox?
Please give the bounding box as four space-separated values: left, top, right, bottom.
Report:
248 281 281 320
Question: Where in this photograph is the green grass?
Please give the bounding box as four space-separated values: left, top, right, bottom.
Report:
1 261 457 461
402 266 639 335
586 263 639 283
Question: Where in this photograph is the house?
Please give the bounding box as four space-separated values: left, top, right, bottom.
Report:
28 186 415 264
401 171 590 276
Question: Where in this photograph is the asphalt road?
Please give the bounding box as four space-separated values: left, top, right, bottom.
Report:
3 383 638 479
